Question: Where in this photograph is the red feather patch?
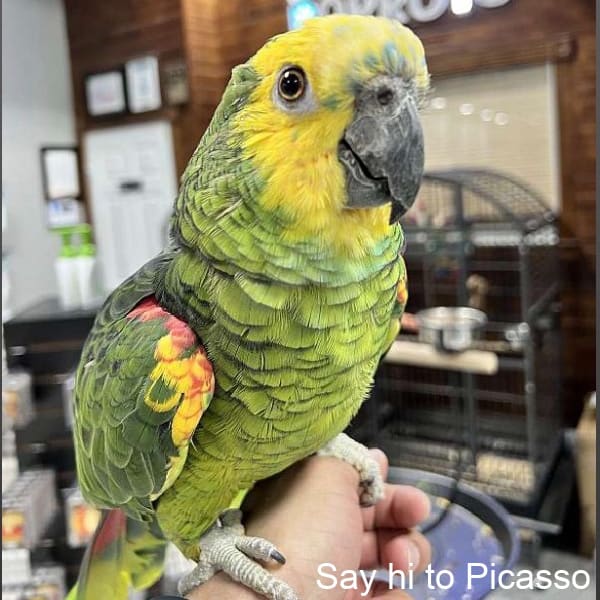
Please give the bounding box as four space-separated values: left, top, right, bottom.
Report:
92 509 126 556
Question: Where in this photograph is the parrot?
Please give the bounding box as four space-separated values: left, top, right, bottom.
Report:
68 14 428 600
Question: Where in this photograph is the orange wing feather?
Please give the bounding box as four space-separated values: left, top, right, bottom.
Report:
127 298 214 448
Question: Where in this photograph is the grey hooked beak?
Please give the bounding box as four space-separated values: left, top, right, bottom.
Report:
338 75 424 224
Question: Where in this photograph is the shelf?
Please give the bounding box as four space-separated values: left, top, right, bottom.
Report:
4 297 99 324
28 508 86 587
3 300 97 589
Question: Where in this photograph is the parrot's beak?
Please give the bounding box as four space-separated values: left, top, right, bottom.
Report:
338 75 424 224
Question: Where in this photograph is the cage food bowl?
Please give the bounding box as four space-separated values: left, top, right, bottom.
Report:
417 307 487 352
382 467 520 599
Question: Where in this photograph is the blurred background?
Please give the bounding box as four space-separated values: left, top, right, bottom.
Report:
1 0 596 598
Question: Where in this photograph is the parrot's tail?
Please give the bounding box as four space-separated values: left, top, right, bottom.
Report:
66 509 167 600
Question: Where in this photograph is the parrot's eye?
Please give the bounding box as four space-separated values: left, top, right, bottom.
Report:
277 67 306 102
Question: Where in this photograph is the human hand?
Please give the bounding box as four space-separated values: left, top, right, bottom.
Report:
400 312 419 333
188 450 431 600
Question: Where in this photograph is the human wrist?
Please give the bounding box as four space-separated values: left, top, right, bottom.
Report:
184 455 362 600
185 572 267 599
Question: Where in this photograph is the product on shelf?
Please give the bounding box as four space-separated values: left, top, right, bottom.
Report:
1 564 65 600
2 505 25 546
63 486 101 548
29 565 66 600
2 427 16 455
2 547 31 586
1 588 23 600
2 428 19 493
2 470 58 550
62 371 76 430
54 227 81 310
2 368 35 429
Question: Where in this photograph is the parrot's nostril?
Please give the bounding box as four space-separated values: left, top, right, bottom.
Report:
377 87 394 106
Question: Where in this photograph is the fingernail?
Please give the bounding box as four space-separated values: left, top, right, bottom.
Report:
407 542 420 569
368 448 388 470
368 448 385 459
417 489 432 521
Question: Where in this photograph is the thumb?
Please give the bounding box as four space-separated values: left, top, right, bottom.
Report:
368 448 389 481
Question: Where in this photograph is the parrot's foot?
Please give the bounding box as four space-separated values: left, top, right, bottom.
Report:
317 433 384 506
178 509 299 600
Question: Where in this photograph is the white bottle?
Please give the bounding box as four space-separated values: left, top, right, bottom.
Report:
55 229 81 310
75 225 101 309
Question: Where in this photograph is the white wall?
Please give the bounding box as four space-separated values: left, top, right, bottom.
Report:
2 0 76 314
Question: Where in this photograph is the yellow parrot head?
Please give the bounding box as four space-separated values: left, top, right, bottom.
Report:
184 15 429 254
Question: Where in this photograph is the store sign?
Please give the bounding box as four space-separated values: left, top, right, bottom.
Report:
316 0 512 24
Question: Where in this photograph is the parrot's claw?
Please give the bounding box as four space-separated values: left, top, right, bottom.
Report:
178 509 299 600
318 433 384 507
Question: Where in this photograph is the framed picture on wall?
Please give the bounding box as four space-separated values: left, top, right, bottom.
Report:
40 146 85 228
125 56 162 113
40 146 80 200
84 69 127 117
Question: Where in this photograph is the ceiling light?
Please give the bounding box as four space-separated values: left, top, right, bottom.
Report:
480 108 494 122
494 112 509 125
431 97 447 110
451 0 474 16
287 0 320 30
459 103 475 116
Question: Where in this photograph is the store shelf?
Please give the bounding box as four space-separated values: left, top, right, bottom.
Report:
3 298 97 589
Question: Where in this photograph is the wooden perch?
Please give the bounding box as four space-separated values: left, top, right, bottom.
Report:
384 340 499 375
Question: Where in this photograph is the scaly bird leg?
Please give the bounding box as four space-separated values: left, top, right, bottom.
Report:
317 433 384 506
178 509 299 600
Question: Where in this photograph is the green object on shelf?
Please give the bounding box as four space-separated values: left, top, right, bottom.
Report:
74 224 96 257
53 224 96 256
53 226 78 258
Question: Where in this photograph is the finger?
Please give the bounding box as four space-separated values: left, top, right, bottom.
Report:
363 484 431 531
360 530 381 568
368 448 389 481
360 449 388 529
349 579 413 600
371 581 414 599
380 528 431 574
360 528 431 573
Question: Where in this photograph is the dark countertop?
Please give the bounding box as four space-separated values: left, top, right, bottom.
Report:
5 297 102 324
4 297 101 374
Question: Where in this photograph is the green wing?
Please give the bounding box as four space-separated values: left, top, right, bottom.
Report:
73 253 214 521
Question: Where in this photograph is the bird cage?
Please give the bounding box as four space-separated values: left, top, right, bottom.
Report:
356 169 562 512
